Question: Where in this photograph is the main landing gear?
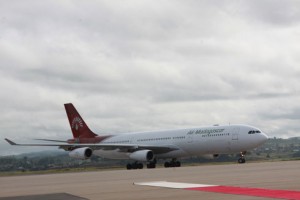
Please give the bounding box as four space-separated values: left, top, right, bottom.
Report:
238 151 246 164
127 159 157 170
147 159 157 169
126 158 181 169
164 159 181 168
126 162 143 170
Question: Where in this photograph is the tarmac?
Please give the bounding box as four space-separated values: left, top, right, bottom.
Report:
0 160 299 200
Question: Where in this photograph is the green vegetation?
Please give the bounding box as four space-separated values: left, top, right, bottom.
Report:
0 137 299 176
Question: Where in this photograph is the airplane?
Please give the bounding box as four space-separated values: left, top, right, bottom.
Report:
5 103 268 170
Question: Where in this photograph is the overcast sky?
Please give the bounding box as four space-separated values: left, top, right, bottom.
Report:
1 0 300 155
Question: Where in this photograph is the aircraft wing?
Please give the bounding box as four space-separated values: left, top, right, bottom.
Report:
34 139 68 143
5 138 178 154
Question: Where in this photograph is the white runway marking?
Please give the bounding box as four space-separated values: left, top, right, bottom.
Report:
133 181 216 189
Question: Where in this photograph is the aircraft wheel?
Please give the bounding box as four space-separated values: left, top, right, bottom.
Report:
147 163 156 169
238 158 246 164
175 161 181 167
164 162 170 168
126 164 132 170
138 163 143 169
132 163 138 169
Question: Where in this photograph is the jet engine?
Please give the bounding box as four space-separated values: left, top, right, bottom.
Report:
129 150 154 161
69 147 93 160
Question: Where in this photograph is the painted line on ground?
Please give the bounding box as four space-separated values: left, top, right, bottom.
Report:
134 181 216 189
134 181 300 200
187 186 300 200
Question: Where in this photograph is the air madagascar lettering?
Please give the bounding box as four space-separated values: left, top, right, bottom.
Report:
187 129 225 135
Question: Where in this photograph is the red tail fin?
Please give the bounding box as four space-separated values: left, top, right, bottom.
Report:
64 103 97 138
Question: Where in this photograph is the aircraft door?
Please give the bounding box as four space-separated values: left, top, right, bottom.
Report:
187 130 194 143
232 127 240 140
227 127 240 152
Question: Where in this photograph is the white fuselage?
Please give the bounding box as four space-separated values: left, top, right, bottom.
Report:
94 124 268 160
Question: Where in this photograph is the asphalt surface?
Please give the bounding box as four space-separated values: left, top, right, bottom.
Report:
0 193 87 200
0 160 299 200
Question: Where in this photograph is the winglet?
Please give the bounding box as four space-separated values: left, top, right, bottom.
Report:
5 138 17 145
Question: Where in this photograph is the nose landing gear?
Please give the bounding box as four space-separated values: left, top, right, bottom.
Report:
238 151 246 164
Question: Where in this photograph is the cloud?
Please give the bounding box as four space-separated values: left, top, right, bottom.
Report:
240 0 300 26
0 0 300 155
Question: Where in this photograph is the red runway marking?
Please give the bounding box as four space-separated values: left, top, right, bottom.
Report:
186 186 300 200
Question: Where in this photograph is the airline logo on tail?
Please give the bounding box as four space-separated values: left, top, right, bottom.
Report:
64 103 98 138
72 117 83 130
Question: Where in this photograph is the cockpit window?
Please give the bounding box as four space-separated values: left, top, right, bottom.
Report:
248 130 261 134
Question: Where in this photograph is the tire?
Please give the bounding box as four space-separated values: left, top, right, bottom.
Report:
126 164 132 170
238 158 245 164
132 163 138 169
175 161 181 167
138 163 143 169
164 162 170 168
147 163 156 169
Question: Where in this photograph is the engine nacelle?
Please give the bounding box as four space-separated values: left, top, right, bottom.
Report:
69 147 93 160
129 150 154 161
202 154 219 159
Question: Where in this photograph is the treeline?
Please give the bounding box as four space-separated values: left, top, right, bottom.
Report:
0 152 129 172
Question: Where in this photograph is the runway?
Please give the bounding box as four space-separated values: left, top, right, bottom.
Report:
0 160 299 200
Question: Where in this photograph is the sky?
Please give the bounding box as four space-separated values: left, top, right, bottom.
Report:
0 0 300 155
